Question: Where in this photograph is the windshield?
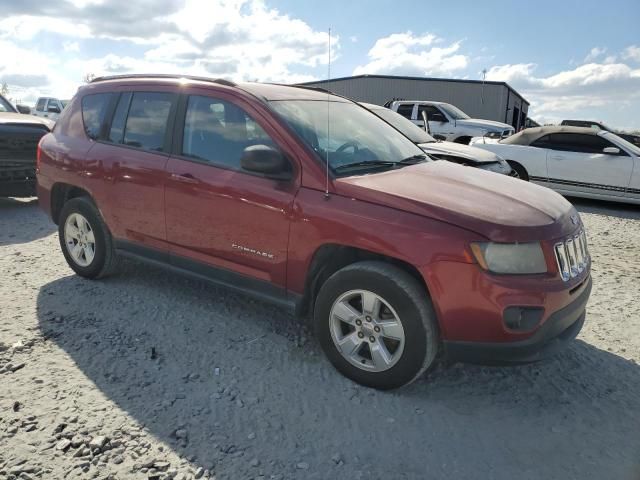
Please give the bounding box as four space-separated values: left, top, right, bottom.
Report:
603 131 640 156
270 100 426 174
369 107 436 144
439 103 470 120
0 95 16 113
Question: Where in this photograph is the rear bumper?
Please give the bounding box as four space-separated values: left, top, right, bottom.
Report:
444 276 592 364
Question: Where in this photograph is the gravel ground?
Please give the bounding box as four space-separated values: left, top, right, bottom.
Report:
1 196 639 480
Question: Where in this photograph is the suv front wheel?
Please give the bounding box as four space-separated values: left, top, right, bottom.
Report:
58 197 119 279
314 261 439 389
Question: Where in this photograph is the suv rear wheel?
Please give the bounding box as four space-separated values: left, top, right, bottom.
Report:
58 197 119 278
314 261 439 389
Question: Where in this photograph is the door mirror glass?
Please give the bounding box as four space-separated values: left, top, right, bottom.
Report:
16 104 31 114
603 146 620 155
241 145 289 178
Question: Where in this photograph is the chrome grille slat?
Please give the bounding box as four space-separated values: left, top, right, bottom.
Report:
555 230 589 282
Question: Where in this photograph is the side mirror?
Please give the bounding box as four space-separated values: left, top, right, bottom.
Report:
16 104 31 114
47 105 61 113
241 145 289 178
603 146 620 155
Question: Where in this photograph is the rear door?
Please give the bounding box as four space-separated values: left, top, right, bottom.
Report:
164 89 298 291
544 133 633 197
86 88 177 252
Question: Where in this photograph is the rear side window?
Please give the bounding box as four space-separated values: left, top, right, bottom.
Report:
36 98 46 111
181 95 276 170
123 92 173 152
81 93 112 140
396 104 414 119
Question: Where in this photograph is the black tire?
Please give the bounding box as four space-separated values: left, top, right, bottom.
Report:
507 161 529 181
314 261 439 390
58 196 119 279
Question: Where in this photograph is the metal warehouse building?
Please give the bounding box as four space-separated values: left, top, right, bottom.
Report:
300 74 530 131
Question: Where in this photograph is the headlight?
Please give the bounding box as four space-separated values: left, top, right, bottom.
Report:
470 242 547 274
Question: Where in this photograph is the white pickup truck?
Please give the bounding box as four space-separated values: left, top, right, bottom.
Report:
385 100 514 144
31 97 69 122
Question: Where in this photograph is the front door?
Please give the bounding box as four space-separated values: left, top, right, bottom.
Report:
164 91 297 291
543 133 633 197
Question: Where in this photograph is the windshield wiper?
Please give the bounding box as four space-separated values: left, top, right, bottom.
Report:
333 160 397 173
397 154 429 165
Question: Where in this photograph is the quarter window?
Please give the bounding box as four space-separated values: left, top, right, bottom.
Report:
181 95 276 170
123 92 173 152
81 93 113 140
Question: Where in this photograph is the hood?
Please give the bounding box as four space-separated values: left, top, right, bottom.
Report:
0 112 53 130
456 118 513 132
335 161 577 242
418 141 501 164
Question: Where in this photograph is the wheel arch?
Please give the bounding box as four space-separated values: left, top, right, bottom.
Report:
50 183 94 225
297 243 431 317
453 136 472 145
505 160 529 181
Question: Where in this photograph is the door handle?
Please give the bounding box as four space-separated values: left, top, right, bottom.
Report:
550 155 565 160
171 172 199 184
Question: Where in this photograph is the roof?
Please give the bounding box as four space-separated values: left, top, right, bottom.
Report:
500 126 600 145
299 74 530 106
89 74 348 102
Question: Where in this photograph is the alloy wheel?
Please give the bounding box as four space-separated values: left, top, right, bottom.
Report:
329 289 405 372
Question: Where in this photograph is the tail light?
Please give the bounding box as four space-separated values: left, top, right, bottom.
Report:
36 139 43 172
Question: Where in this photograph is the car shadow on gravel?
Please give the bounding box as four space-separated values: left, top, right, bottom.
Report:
36 260 640 479
0 197 55 245
571 197 640 221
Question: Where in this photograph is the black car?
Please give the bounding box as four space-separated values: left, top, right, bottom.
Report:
561 120 640 148
0 94 53 197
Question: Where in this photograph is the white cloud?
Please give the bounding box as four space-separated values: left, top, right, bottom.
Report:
353 31 468 77
584 46 606 62
623 45 640 63
0 0 336 99
486 52 640 128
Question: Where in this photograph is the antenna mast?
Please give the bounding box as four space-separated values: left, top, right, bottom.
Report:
324 28 331 200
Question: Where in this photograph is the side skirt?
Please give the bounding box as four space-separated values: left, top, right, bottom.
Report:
115 240 301 314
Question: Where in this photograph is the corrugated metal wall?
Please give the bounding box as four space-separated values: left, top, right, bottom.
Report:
303 77 529 127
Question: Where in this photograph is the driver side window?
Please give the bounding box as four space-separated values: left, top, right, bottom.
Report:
418 105 446 122
181 95 278 170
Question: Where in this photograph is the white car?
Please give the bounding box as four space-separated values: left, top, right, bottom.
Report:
362 103 514 176
471 126 640 204
384 100 514 144
32 97 67 122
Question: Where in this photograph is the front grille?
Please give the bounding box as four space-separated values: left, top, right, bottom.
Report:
555 231 589 282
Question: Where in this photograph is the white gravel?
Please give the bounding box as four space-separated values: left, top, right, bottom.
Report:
1 196 639 480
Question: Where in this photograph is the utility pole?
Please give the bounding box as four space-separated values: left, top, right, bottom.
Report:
1 82 8 97
481 69 487 105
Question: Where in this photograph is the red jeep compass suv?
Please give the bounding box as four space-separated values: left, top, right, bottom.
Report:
37 75 592 389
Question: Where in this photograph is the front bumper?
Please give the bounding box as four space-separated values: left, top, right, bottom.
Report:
444 276 592 364
0 166 36 197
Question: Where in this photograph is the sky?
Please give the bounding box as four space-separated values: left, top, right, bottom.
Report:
0 0 639 130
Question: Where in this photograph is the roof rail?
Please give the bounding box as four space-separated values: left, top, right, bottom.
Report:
89 74 237 87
